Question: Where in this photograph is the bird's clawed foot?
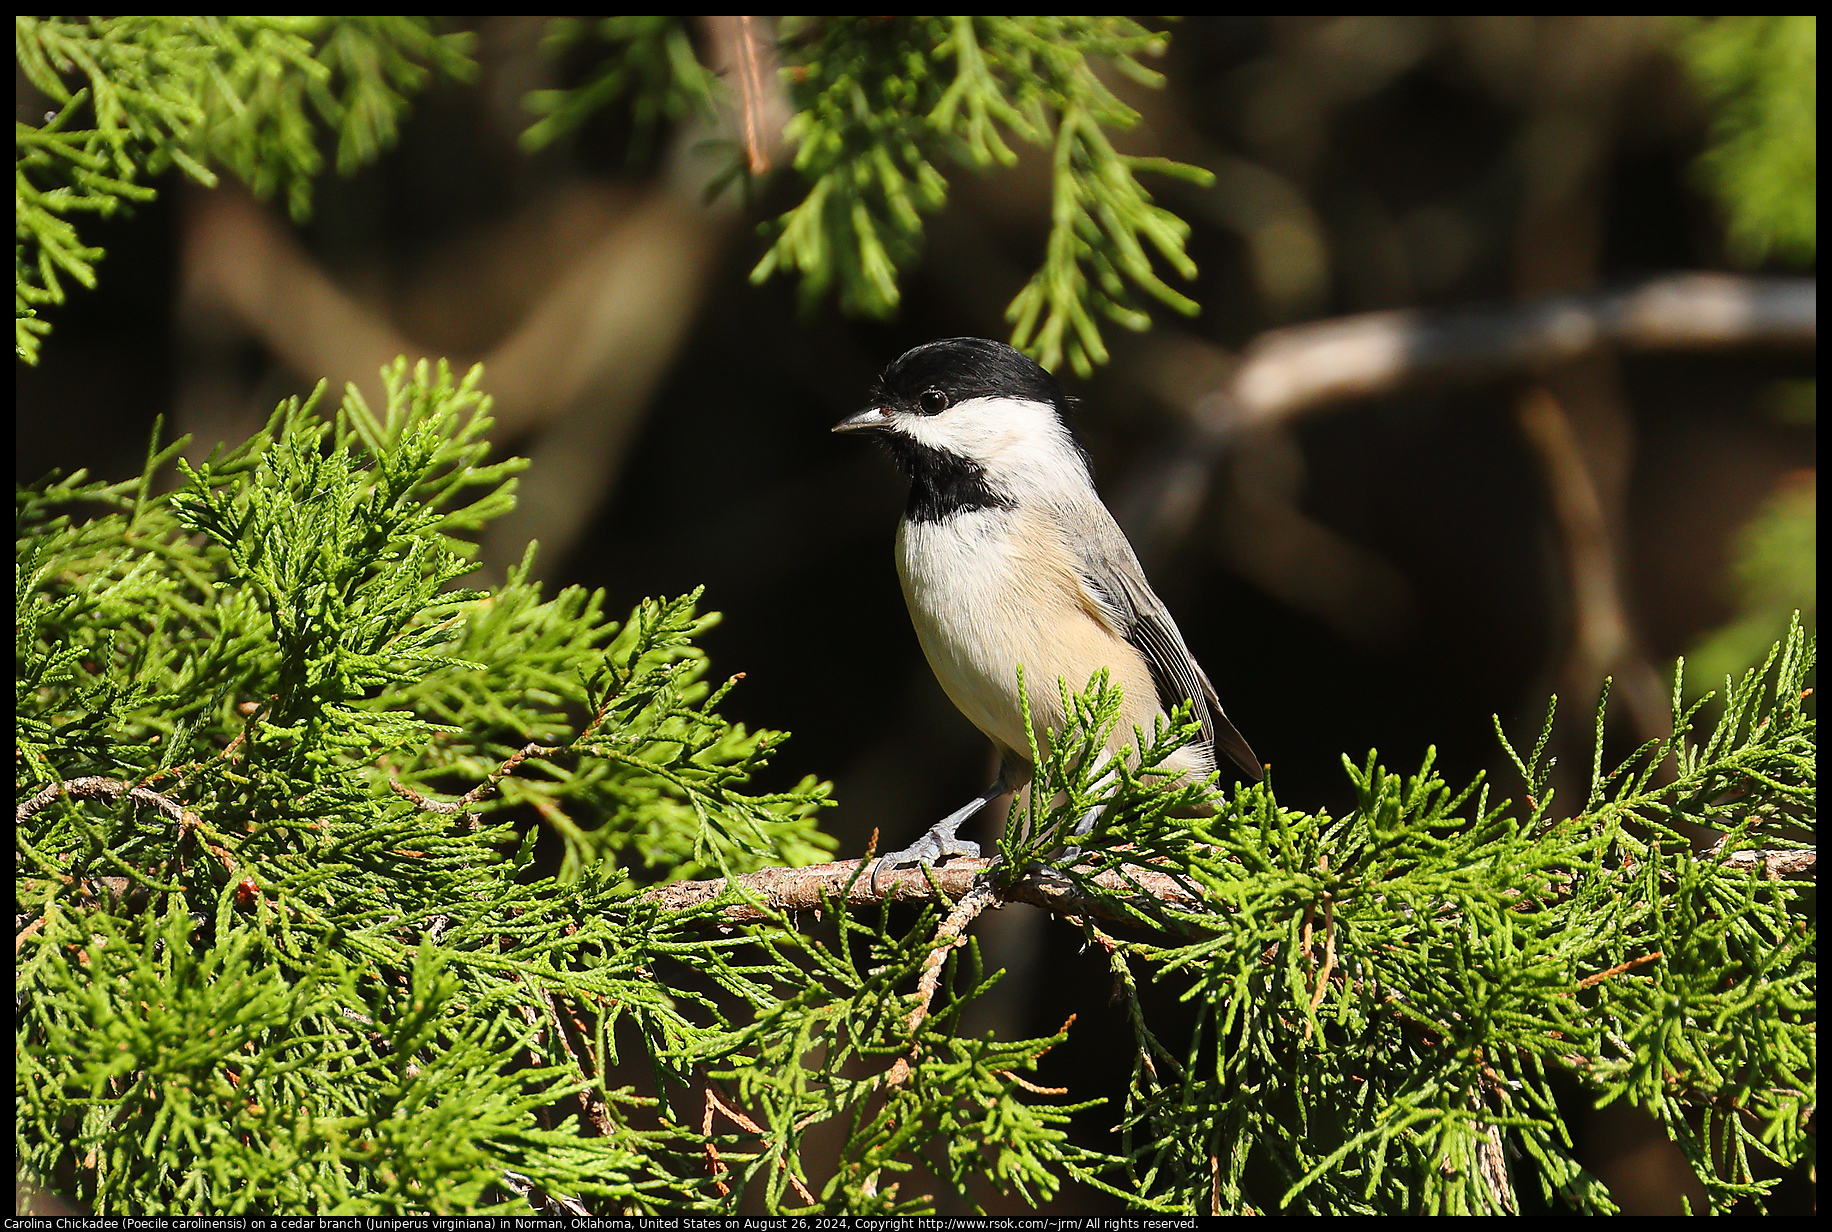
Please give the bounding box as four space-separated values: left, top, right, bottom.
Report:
867 766 1023 893
870 825 981 892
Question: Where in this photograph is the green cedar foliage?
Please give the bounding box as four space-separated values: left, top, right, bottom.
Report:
758 16 1213 378
15 16 473 363
1677 15 1817 267
16 364 832 1212
519 16 721 163
519 16 1214 378
14 364 1817 1214
993 633 1814 1214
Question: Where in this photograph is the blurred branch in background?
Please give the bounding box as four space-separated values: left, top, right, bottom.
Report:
1516 384 1669 742
1116 274 1816 649
1232 274 1813 426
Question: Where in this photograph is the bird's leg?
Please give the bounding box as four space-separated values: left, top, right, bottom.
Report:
872 757 1024 890
1055 749 1117 867
1070 803 1103 840
1050 802 1106 871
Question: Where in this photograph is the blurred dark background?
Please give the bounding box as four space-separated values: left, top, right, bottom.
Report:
15 15 1814 1214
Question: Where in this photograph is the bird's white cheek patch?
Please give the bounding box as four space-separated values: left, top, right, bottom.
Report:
897 396 1060 462
899 413 958 454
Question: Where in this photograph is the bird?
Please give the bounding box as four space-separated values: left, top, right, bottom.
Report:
833 336 1261 881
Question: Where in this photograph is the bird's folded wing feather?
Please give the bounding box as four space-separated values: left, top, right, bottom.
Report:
1070 512 1263 780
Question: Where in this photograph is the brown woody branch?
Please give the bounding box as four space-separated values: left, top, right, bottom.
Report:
1577 950 1664 990
23 774 1810 939
883 877 1001 1088
1703 835 1818 879
387 741 560 818
644 835 1815 932
1223 272 1815 433
384 680 642 819
17 776 199 827
642 855 1204 929
15 775 240 873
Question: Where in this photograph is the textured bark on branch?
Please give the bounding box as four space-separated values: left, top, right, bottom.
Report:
643 840 1817 930
1704 836 1819 880
21 774 1812 939
641 855 1205 929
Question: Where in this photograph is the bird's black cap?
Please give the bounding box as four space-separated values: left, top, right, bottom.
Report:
873 337 1072 425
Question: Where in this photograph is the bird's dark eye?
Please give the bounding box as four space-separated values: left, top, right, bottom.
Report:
918 388 949 414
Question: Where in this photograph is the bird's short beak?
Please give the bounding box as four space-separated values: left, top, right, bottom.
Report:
832 405 893 433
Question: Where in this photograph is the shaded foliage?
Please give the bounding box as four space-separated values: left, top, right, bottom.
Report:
14 16 473 361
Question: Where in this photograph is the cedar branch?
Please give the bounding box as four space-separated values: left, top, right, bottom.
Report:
641 854 1206 930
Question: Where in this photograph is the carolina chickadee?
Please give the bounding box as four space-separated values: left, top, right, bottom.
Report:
835 337 1261 878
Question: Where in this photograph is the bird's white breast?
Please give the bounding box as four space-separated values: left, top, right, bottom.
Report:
895 507 1159 762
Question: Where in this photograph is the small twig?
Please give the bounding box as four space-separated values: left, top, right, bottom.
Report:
538 986 613 1139
575 684 630 746
705 1087 763 1136
458 741 560 804
16 913 48 955
1304 895 1338 1040
139 699 270 790
782 1157 817 1207
206 700 267 774
887 877 1000 1088
906 878 998 1036
699 16 786 179
1577 951 1663 990
997 1069 1069 1097
513 995 546 1068
1316 897 1338 1011
17 775 239 875
386 741 561 818
387 775 463 816
18 776 196 827
701 1089 729 1198
702 1087 816 1206
735 16 770 174
1472 1087 1517 1214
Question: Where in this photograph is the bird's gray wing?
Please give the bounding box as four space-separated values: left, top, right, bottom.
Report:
1071 512 1263 781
